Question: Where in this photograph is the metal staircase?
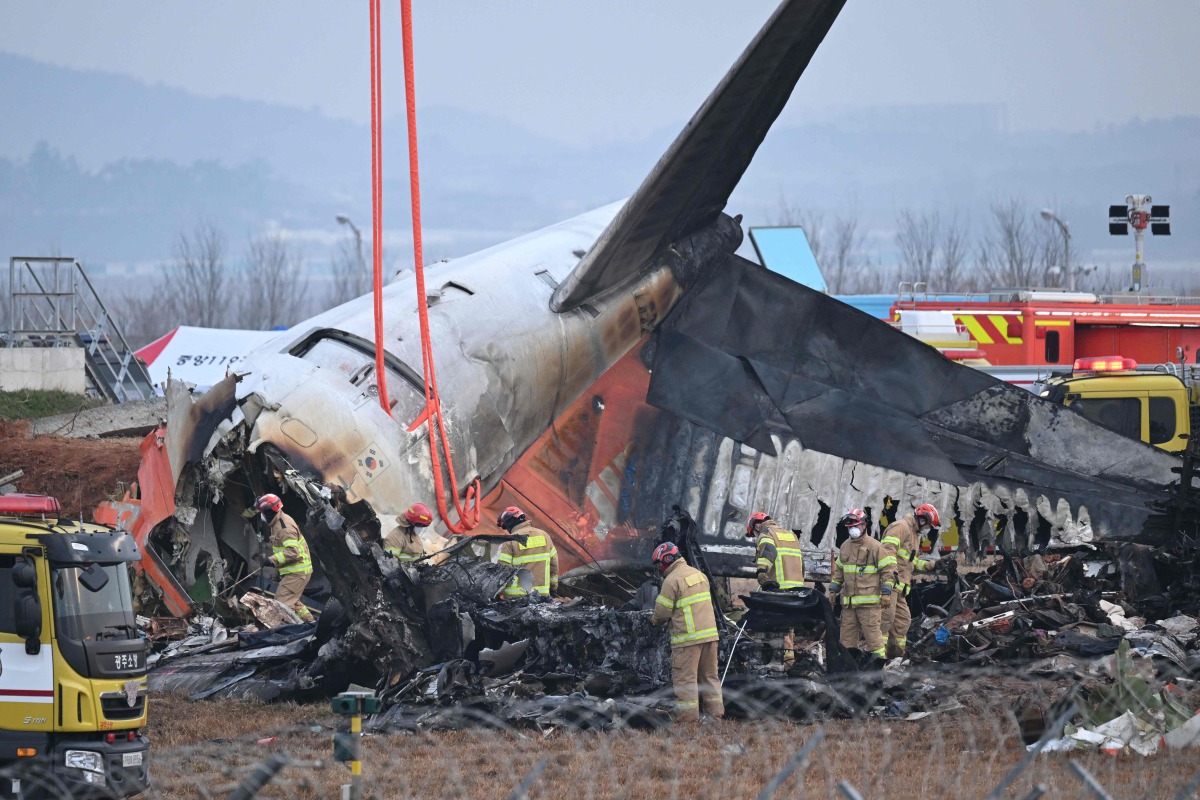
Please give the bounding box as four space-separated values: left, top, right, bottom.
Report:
6 256 155 402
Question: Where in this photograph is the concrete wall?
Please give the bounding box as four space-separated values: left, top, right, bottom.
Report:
0 348 87 394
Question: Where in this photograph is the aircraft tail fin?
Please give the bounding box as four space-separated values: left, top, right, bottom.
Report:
550 0 846 311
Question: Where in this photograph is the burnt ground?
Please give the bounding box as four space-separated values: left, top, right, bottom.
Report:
145 684 1200 800
0 420 142 514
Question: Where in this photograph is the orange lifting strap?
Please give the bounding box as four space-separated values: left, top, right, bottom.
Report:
369 0 480 533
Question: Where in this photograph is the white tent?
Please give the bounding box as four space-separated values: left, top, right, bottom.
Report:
136 326 279 393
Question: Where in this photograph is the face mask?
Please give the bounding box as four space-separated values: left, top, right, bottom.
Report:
848 527 863 539
259 513 267 523
919 524 931 535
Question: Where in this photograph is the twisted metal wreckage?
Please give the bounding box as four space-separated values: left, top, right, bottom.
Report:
100 0 1199 714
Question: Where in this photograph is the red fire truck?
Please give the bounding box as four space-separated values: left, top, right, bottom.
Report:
891 290 1200 374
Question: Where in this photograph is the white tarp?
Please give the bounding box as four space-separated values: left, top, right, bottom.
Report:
137 326 278 393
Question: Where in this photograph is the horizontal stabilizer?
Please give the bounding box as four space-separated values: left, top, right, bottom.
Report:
550 0 846 311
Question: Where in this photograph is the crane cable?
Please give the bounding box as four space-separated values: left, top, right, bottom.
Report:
369 0 481 533
368 0 391 415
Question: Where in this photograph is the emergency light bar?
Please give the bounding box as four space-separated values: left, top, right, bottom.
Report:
0 493 62 517
1073 356 1137 373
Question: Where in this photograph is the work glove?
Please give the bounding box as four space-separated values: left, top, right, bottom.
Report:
881 583 893 596
252 552 270 567
762 581 780 592
827 581 841 594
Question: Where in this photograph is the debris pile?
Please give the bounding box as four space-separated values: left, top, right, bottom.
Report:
887 542 1200 755
908 543 1200 669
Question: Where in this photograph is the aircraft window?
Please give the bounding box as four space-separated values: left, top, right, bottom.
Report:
0 554 19 634
1044 331 1060 363
1071 397 1140 440
1148 397 1177 445
299 337 426 425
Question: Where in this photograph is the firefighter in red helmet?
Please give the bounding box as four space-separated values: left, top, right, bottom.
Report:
382 502 433 563
253 493 315 624
496 506 559 599
879 503 943 659
649 542 723 721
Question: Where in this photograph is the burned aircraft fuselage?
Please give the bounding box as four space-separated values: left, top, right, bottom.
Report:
191 207 738 545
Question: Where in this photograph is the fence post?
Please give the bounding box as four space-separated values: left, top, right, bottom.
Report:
505 758 549 800
755 728 826 800
225 754 289 800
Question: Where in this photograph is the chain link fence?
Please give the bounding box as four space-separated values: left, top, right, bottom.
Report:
7 664 1198 800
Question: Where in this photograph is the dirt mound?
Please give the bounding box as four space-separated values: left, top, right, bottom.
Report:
0 419 143 518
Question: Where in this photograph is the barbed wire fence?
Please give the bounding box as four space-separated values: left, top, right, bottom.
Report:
6 665 1198 800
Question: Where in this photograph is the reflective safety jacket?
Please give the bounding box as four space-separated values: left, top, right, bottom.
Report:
382 521 424 562
269 512 313 576
497 521 558 597
755 522 806 589
651 559 719 647
880 514 935 595
831 535 895 607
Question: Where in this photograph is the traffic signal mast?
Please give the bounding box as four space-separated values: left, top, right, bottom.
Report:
1109 194 1171 291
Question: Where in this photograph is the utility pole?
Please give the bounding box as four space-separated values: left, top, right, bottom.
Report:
336 214 366 276
1040 209 1073 291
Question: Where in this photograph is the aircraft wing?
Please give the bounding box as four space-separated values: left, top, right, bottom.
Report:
646 254 1181 542
550 0 847 311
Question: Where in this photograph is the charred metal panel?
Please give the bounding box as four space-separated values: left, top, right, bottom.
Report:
645 255 1178 545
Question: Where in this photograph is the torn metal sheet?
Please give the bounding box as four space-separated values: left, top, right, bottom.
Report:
647 255 1180 549
479 640 530 677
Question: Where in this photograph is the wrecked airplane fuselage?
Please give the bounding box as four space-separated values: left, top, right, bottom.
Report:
123 0 1184 646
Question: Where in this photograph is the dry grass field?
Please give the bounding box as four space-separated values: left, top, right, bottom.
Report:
144 687 1200 800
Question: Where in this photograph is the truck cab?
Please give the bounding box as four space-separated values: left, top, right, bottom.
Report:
1039 356 1193 453
0 494 148 798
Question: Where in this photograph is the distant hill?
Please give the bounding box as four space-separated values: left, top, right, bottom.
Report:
0 52 1196 268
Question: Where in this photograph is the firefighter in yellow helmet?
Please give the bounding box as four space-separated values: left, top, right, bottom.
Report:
649 541 723 721
253 493 315 624
828 509 895 664
495 506 559 598
383 502 433 562
746 511 805 665
745 511 805 590
879 503 943 659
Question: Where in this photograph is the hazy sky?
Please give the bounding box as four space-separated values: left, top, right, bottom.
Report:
3 1 1198 145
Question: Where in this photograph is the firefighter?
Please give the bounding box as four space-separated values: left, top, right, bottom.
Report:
496 506 559 598
649 541 723 721
828 509 896 664
746 511 806 590
746 510 805 665
383 502 433 562
879 503 942 659
253 493 315 624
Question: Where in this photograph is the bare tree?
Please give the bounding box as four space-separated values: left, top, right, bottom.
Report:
936 214 973 292
330 236 370 307
167 222 228 327
824 213 869 294
976 198 1059 289
895 210 939 285
114 284 173 350
238 233 308 329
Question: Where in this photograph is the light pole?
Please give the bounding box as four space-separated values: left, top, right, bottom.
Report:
1040 208 1073 291
335 214 366 276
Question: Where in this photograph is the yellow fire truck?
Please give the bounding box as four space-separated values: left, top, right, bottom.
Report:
1038 355 1198 453
0 494 148 798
